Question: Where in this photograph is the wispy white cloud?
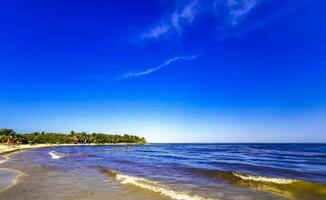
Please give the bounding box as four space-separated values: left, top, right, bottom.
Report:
143 0 200 39
172 0 199 30
142 0 260 39
142 24 170 39
226 0 258 25
121 55 199 79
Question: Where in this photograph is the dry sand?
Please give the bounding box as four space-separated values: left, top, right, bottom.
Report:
0 144 72 155
0 143 138 155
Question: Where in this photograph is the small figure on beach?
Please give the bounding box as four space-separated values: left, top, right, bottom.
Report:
7 139 17 148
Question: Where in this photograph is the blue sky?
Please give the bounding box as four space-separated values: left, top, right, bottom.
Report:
0 0 325 142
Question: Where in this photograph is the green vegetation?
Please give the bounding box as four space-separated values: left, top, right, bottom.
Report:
0 128 147 145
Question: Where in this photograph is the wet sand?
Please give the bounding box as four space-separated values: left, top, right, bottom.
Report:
0 149 167 200
0 143 147 199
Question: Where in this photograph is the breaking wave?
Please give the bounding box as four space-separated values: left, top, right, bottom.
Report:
98 166 216 200
48 151 65 159
193 168 326 199
232 172 297 184
0 156 9 164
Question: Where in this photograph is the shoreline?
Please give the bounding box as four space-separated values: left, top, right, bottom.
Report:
0 143 143 156
0 167 25 193
0 143 143 194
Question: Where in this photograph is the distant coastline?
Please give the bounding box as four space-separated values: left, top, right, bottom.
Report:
0 128 147 155
0 143 144 156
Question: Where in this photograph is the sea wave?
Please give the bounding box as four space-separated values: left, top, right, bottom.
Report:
0 155 10 164
192 167 299 185
232 172 297 184
192 168 326 199
98 167 216 200
48 151 65 159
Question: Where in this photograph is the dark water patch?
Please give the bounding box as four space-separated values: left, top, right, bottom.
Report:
198 161 299 175
197 160 326 183
150 154 197 161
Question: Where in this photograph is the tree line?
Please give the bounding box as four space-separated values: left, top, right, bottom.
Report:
0 128 147 145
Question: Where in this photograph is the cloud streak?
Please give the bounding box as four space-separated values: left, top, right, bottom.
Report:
143 0 200 39
142 0 261 39
121 55 199 79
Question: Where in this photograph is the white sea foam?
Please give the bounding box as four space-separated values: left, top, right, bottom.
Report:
0 155 10 164
112 172 215 200
48 151 64 159
233 172 297 184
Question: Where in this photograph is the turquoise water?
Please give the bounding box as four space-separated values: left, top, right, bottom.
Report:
1 144 326 200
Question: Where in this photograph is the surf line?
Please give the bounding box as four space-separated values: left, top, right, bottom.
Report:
0 152 16 164
0 155 9 164
0 153 27 193
0 149 30 164
232 172 297 184
0 168 26 193
99 167 217 200
48 151 65 159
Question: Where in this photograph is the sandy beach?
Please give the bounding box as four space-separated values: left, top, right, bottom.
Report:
0 143 139 155
0 144 72 155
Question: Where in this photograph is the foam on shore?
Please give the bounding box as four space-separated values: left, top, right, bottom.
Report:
0 155 11 164
99 167 216 200
232 172 297 184
48 151 65 159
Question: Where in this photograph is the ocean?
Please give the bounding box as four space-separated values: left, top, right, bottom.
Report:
0 144 325 200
